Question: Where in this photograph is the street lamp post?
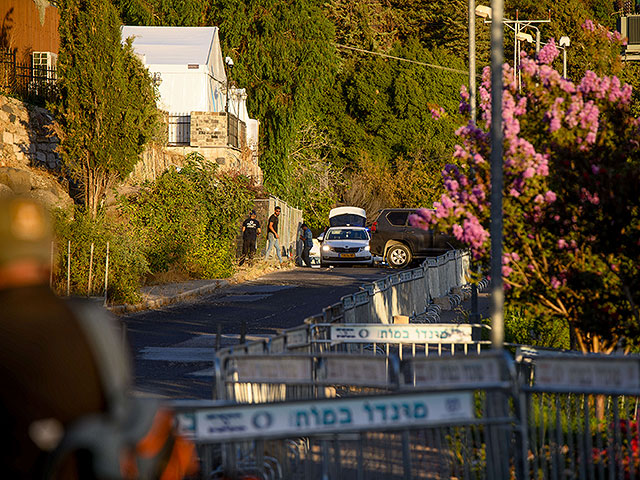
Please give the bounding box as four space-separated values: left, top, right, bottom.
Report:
224 56 234 147
469 0 477 123
488 0 505 351
559 36 571 78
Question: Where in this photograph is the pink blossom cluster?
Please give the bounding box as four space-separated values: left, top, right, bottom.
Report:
537 39 559 65
579 71 632 104
430 106 445 119
582 19 628 46
501 252 521 277
423 19 637 282
517 48 632 148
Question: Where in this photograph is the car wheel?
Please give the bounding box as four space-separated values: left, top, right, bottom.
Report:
386 244 412 269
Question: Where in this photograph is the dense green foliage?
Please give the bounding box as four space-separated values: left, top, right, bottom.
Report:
106 0 638 226
120 156 254 280
503 306 570 349
55 0 159 217
112 0 206 26
51 157 255 304
205 1 338 203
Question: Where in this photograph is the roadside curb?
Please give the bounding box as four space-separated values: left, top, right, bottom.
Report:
108 280 229 315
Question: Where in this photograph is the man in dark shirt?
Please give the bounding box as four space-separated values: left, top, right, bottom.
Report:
264 206 283 264
240 210 261 265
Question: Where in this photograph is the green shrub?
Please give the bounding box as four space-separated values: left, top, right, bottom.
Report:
120 155 254 280
503 305 570 350
52 207 148 304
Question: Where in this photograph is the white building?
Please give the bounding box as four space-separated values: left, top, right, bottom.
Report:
121 26 261 182
121 26 226 113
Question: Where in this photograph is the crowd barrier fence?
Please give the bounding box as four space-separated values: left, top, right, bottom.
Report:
176 350 519 480
175 350 640 480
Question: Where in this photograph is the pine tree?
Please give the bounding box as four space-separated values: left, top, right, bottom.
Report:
55 0 159 217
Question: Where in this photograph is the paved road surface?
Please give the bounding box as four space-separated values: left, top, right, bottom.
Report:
123 265 395 399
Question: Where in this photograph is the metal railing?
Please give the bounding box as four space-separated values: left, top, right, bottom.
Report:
176 351 519 479
0 50 58 105
167 112 191 145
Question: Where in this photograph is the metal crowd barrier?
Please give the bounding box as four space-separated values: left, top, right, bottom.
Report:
216 322 491 364
309 322 491 358
214 353 400 404
176 350 520 480
178 346 640 479
516 347 640 480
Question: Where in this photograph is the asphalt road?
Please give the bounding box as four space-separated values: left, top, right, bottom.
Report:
122 265 395 399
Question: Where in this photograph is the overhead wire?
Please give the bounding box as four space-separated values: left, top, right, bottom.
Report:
334 43 471 76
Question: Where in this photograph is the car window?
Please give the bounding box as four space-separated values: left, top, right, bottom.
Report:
386 211 409 226
329 214 366 227
326 229 368 240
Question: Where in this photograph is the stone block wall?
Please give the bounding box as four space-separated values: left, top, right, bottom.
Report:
129 144 187 184
0 95 61 171
190 111 247 150
162 110 261 184
190 111 227 147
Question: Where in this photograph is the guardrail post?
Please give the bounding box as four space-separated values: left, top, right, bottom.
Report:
402 429 412 480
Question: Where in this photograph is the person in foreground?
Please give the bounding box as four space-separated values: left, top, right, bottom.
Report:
0 195 197 479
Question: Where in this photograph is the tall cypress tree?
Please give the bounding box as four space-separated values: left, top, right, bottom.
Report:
55 0 159 216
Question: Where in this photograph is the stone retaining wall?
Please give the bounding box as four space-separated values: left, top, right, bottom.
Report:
0 95 61 171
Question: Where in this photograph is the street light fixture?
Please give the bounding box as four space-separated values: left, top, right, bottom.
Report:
475 6 551 85
475 5 492 19
515 32 533 44
559 36 571 78
225 56 234 146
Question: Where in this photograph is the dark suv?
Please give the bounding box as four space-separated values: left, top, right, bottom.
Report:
369 208 458 268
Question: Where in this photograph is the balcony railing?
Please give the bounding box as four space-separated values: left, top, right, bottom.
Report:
0 50 58 106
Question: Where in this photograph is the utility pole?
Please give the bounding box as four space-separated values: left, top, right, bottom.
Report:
469 0 477 124
489 0 504 351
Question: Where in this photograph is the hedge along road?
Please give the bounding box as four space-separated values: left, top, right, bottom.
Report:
122 265 394 399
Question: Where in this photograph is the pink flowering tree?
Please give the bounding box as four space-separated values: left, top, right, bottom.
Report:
411 27 640 353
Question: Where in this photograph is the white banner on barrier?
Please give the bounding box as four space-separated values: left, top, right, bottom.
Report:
411 356 502 387
319 356 389 387
286 327 308 348
233 357 312 382
331 324 474 344
268 336 286 353
535 358 640 389
179 391 474 442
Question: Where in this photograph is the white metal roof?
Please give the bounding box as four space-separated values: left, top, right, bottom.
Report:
121 26 218 66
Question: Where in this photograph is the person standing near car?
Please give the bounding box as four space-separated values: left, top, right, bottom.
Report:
299 223 313 267
264 206 282 264
240 210 261 266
